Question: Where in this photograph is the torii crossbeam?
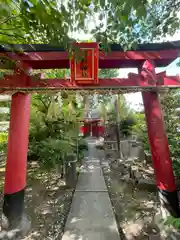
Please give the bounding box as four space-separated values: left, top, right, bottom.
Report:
1 41 180 234
0 41 180 93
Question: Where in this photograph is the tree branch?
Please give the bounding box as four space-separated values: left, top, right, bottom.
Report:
39 98 49 110
0 27 22 31
0 32 26 40
0 16 20 25
167 0 180 10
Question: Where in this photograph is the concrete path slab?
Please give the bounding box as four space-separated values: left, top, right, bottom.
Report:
62 138 120 240
76 164 107 191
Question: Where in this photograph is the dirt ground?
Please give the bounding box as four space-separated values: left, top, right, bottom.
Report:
0 162 74 240
0 151 178 240
102 163 162 240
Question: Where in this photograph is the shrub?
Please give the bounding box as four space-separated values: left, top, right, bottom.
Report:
165 216 180 231
28 93 87 171
29 137 77 169
0 132 8 143
0 132 8 153
120 117 136 137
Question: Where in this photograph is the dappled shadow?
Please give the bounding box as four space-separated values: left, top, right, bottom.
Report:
0 137 168 239
103 164 162 239
62 225 120 240
61 139 120 240
0 165 74 239
0 162 5 218
22 167 74 240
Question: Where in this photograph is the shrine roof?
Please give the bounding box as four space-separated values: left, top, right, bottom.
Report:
1 40 180 52
0 40 180 69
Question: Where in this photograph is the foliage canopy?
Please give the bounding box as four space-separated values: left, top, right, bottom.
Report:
0 0 180 49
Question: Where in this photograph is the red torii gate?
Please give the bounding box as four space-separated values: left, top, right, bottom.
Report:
1 41 180 230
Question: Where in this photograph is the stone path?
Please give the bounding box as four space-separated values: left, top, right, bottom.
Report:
62 138 120 240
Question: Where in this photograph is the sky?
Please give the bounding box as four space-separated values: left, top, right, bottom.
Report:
122 30 180 111
72 17 180 111
82 33 180 111
121 57 180 111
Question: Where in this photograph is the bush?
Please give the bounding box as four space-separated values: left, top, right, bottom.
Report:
0 132 8 143
28 93 87 172
0 132 8 153
78 139 88 152
132 113 150 151
28 137 77 169
28 125 87 169
165 216 180 230
120 117 136 137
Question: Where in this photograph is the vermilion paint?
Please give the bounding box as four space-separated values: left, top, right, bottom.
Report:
70 42 99 85
4 93 31 194
0 74 180 92
141 61 180 216
141 61 176 191
142 91 176 191
0 48 178 69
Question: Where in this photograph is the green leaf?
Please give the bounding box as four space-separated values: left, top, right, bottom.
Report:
100 0 105 6
136 5 146 18
0 0 180 49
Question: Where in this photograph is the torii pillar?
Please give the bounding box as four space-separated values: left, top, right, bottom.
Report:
141 61 180 217
3 92 31 229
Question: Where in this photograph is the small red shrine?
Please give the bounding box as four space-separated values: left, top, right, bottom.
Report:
80 118 104 137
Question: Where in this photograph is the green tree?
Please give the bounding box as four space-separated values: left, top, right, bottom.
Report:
0 100 10 121
99 69 119 78
105 94 134 123
0 98 10 152
132 111 149 150
120 117 136 137
132 90 180 176
161 89 180 176
29 91 87 170
0 0 179 48
97 69 135 137
28 69 87 171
